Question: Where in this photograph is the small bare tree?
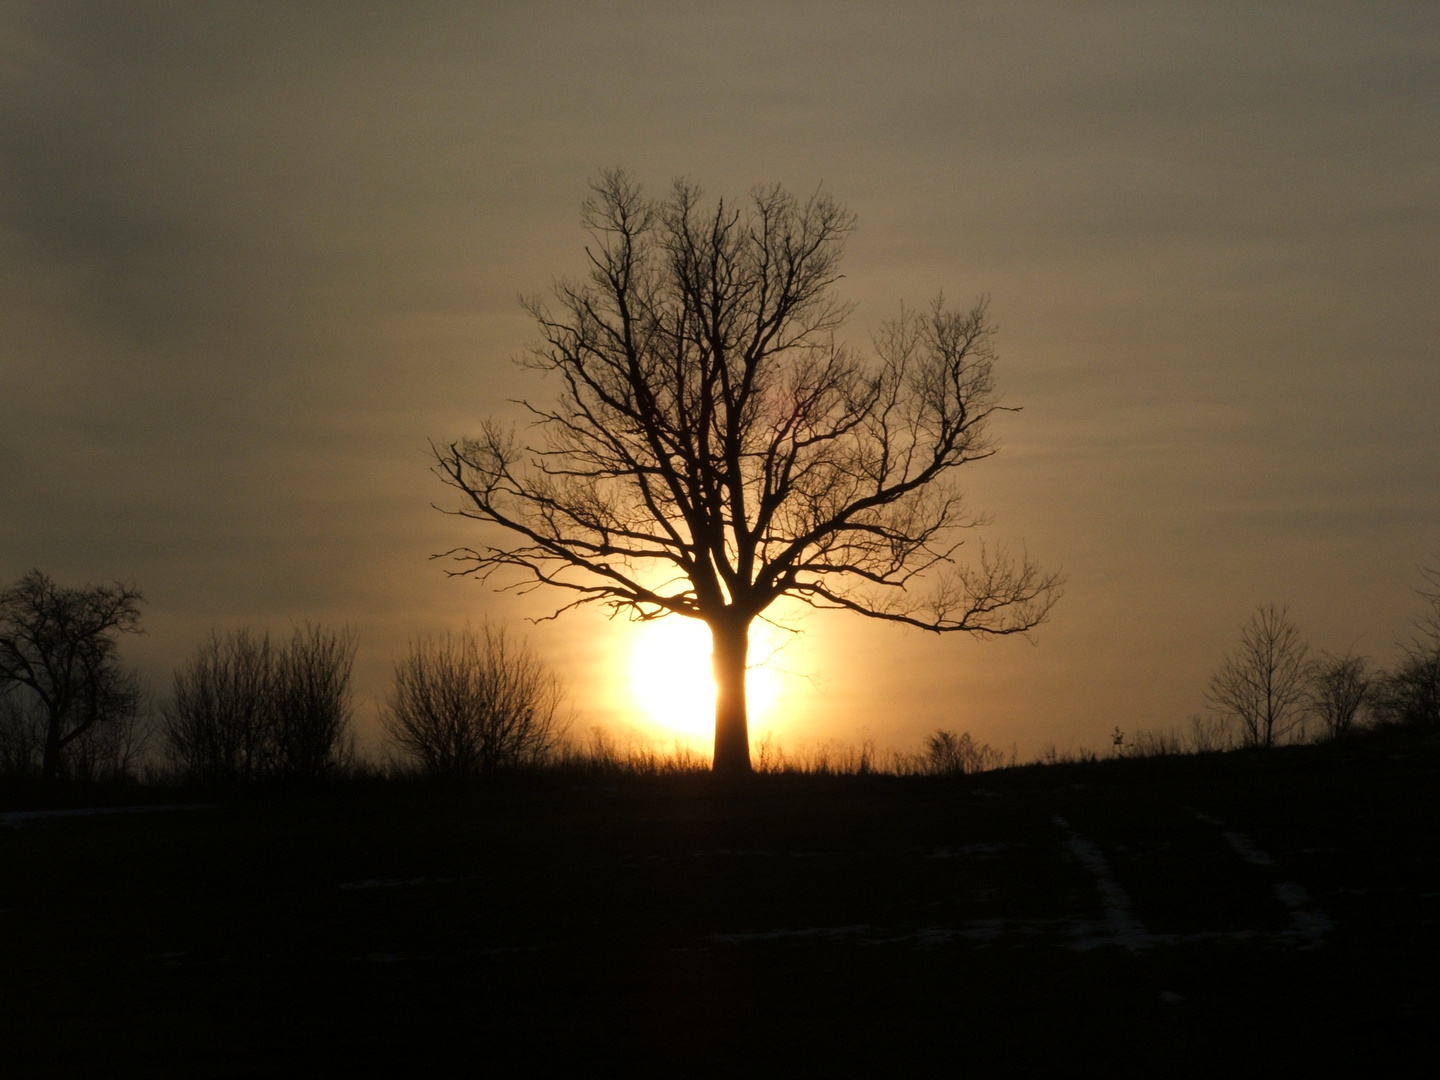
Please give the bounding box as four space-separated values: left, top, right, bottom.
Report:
1373 553 1440 727
1376 651 1440 728
1307 652 1371 740
382 624 566 779
163 629 272 783
270 624 357 781
163 625 356 784
434 172 1060 774
1206 604 1310 748
0 570 144 782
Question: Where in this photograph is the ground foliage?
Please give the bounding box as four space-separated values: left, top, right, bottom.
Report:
2 724 1437 1076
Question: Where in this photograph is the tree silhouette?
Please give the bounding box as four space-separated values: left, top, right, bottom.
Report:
1374 552 1440 727
162 624 357 785
1306 651 1371 740
382 623 567 779
0 570 144 782
435 172 1060 773
1207 604 1310 748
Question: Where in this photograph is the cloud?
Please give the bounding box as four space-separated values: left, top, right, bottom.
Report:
2 2 1437 751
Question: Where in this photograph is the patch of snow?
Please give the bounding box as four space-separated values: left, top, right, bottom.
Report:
1272 882 1333 945
1200 819 1332 946
1222 831 1276 866
1053 816 1152 949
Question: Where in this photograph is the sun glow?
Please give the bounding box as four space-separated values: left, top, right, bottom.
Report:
627 617 784 741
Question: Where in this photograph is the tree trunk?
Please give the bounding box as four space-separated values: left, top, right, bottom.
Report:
710 615 752 775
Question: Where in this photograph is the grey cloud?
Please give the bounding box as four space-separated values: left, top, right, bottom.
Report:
2 2 1437 751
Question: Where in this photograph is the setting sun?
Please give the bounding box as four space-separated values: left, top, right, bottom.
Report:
627 617 784 741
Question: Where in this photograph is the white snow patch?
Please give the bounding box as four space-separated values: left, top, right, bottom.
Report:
1053 815 1152 949
1196 814 1333 946
1222 831 1276 866
1272 882 1333 945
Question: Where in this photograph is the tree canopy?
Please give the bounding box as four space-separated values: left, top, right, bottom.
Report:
435 172 1060 772
0 569 144 782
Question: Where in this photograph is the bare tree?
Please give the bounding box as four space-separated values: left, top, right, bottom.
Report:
433 172 1060 774
1377 652 1440 729
162 625 356 784
1206 604 1310 748
163 629 274 784
1307 652 1371 740
0 570 144 782
269 624 357 781
1373 553 1440 728
382 624 566 778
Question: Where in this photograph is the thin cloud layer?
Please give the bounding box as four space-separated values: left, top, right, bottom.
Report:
2 3 1437 752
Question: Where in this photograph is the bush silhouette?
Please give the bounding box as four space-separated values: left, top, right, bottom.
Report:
382 624 566 779
162 624 356 784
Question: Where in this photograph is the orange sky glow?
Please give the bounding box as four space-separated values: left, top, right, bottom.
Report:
2 4 1438 761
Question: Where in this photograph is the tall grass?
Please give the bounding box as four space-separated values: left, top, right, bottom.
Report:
531 727 1012 778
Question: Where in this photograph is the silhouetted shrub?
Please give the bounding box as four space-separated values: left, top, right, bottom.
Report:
382 624 566 779
1372 650 1440 728
1187 712 1234 753
163 629 269 783
1307 652 1373 739
923 729 1004 775
269 624 358 781
1371 554 1440 729
162 625 356 784
1124 728 1187 757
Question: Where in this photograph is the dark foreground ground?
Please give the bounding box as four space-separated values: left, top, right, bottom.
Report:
3 728 1439 1078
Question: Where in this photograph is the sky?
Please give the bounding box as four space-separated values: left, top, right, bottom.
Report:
2 2 1437 759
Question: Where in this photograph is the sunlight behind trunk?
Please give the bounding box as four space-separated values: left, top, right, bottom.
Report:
627 617 784 742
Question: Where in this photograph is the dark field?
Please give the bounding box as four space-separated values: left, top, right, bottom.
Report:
4 729 1439 1077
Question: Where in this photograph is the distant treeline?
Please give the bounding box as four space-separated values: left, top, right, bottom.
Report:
3 551 1439 787
1107 556 1440 759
